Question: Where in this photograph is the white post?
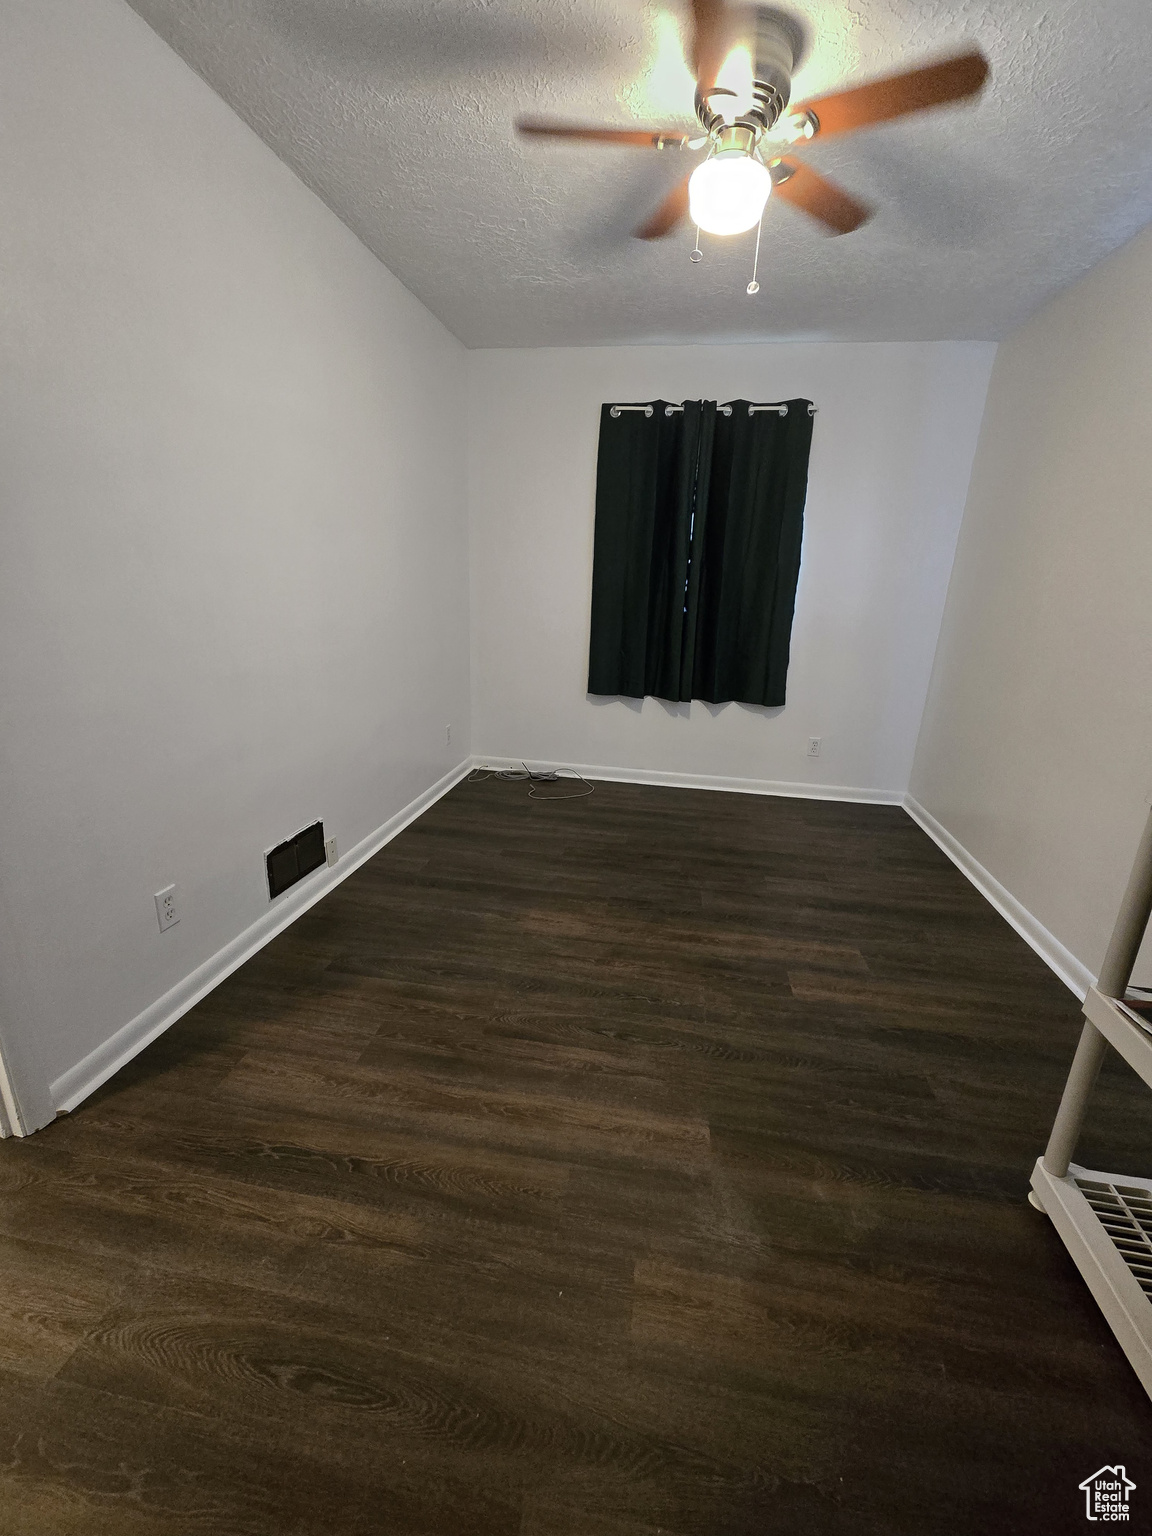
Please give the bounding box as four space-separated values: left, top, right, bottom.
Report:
1044 1021 1108 1178
1097 803 1152 1000
1043 803 1152 1180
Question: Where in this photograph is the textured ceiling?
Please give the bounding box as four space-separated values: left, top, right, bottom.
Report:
124 0 1152 346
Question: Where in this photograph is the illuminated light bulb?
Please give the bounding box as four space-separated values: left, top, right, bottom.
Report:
713 42 755 121
688 151 771 236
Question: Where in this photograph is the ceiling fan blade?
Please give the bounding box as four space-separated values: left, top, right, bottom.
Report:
635 175 692 239
518 118 691 149
771 160 871 235
689 0 728 94
794 49 988 140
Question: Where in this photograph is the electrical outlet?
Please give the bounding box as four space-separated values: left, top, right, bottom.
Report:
324 837 338 868
154 884 179 931
446 724 452 746
807 737 822 758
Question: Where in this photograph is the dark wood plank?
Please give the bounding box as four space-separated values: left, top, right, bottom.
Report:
0 1365 519 1536
2 778 1149 1534
0 1234 129 1383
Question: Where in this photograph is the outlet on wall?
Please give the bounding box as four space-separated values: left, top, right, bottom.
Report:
154 884 179 931
446 724 452 746
807 737 822 758
324 837 338 868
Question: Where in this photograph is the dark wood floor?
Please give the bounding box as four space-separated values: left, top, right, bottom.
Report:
1 780 1149 1535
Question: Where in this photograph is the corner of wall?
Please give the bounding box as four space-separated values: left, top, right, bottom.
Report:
0 1027 55 1136
903 793 1093 998
905 342 1000 802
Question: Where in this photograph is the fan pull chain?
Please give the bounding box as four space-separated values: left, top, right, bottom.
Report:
690 225 703 264
747 213 763 295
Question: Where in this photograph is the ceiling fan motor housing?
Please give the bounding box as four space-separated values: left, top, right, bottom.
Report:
696 8 796 137
751 11 795 127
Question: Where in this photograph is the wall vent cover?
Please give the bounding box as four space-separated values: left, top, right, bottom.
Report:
266 821 326 899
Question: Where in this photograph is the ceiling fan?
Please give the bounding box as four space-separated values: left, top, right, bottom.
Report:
517 2 988 258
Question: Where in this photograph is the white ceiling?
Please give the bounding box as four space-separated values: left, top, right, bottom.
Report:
124 0 1152 347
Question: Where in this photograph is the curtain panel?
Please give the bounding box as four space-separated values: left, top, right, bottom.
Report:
587 399 813 707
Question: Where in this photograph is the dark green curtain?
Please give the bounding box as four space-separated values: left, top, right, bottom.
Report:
588 398 812 707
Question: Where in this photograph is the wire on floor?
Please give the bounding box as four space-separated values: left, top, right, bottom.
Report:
466 762 594 801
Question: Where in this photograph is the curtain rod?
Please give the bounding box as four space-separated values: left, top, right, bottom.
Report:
609 401 817 419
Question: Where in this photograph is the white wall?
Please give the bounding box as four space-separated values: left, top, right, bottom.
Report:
0 0 470 1129
468 343 994 796
910 225 1152 991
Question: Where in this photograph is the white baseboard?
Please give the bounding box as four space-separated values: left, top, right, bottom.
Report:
470 756 903 806
903 794 1093 999
49 758 474 1118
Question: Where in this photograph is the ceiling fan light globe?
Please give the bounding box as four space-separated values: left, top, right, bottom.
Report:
688 153 771 237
